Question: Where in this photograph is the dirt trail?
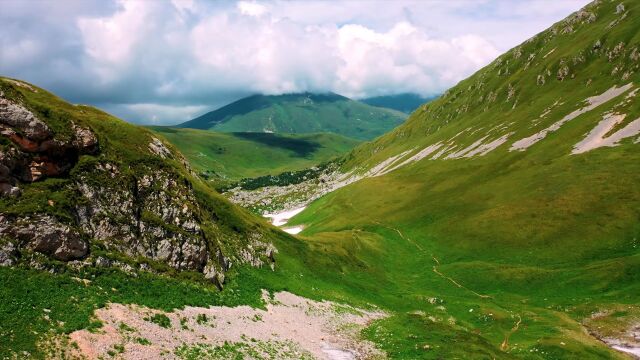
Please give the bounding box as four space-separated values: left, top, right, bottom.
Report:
500 315 522 351
346 201 491 300
69 291 386 360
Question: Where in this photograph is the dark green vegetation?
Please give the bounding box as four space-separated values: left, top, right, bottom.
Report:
224 162 332 192
178 92 406 140
150 126 358 181
361 93 438 114
146 313 172 328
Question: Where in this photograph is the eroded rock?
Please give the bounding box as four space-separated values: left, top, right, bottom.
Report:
0 97 51 141
148 137 172 159
0 214 88 261
0 94 100 195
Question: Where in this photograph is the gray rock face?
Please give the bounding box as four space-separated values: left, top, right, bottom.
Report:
148 137 172 159
0 94 99 193
0 239 17 266
75 165 211 272
0 214 88 261
0 96 51 141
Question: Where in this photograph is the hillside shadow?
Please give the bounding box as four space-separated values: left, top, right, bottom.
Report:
232 132 321 157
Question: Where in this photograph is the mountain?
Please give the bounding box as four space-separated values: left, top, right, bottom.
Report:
4 1 640 359
178 92 407 140
0 77 289 356
149 126 360 181
222 1 640 358
361 93 438 113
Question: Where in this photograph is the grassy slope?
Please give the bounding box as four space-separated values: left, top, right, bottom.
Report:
361 93 438 114
0 77 259 233
149 127 360 180
238 2 640 359
0 77 287 358
2 2 639 359
179 93 407 140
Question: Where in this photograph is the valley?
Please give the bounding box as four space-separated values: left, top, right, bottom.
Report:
1 0 639 359
148 127 360 182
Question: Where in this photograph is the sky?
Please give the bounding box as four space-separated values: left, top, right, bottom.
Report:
0 0 590 125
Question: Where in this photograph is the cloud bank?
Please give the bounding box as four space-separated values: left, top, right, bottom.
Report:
0 0 589 124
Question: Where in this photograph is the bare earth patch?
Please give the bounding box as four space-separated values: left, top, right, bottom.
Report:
583 304 640 359
68 291 386 360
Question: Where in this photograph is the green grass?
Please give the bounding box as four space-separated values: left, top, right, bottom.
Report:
174 339 314 360
0 76 289 357
178 92 407 140
2 1 640 359
149 127 359 180
0 265 270 358
147 313 172 328
220 2 640 358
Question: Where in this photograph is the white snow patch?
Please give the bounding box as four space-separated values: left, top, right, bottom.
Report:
463 133 513 157
264 206 306 226
366 149 414 177
572 113 640 154
445 136 489 159
383 142 443 173
431 143 455 159
283 226 304 235
511 83 634 151
543 47 556 58
612 345 640 357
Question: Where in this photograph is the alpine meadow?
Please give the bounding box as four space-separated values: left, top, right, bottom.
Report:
0 0 639 359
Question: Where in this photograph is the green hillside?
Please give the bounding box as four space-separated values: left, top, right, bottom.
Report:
229 1 640 358
149 127 360 180
0 77 287 357
361 93 438 114
3 0 640 359
178 92 406 140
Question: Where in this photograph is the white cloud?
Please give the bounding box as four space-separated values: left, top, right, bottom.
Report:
77 1 153 65
0 0 591 125
333 22 499 98
237 1 267 17
102 103 209 125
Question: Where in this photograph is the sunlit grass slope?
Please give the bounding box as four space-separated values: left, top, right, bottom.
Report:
242 1 640 358
149 127 360 180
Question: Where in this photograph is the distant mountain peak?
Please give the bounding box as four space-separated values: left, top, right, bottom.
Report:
179 92 407 140
361 93 438 114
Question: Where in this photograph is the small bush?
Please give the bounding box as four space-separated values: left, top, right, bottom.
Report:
146 313 171 329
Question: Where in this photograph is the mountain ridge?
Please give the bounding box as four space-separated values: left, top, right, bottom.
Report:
178 92 406 140
361 93 438 114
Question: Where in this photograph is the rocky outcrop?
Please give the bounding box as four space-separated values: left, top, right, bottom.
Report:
0 214 88 261
0 95 50 140
0 93 98 195
0 79 276 286
75 164 211 272
148 137 172 159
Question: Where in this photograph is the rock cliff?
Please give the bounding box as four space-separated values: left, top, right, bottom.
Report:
0 78 277 287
